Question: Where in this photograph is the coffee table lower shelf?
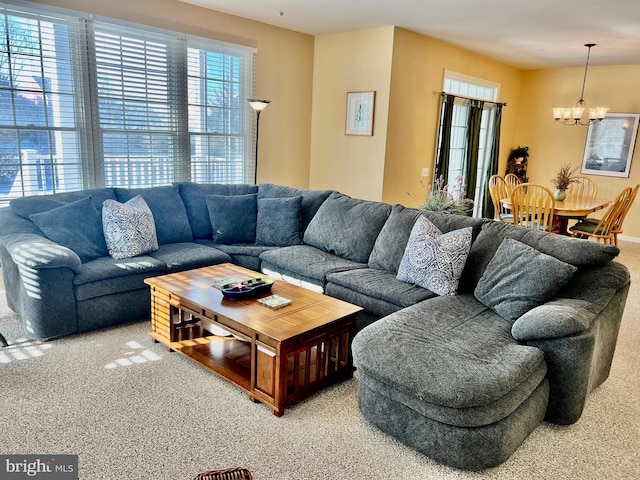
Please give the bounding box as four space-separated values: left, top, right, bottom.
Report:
149 315 355 416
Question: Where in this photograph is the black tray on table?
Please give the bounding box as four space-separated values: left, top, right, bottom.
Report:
219 278 274 300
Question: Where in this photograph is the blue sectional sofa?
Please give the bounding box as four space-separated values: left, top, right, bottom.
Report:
0 182 630 470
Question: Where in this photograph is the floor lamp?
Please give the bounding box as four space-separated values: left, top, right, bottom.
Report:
248 99 271 184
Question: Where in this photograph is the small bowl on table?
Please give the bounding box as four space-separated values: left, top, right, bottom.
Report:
220 278 274 300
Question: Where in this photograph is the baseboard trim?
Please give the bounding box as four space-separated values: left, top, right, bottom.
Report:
618 235 640 244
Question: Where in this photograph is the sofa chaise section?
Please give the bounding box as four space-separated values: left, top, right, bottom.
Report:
353 294 549 470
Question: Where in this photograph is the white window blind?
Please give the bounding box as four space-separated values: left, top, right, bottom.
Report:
187 40 253 184
92 22 189 188
0 6 89 198
0 1 255 202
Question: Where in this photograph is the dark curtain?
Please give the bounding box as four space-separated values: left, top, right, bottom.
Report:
464 100 485 205
434 94 455 180
482 104 503 219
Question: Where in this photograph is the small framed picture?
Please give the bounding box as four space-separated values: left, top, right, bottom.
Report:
581 112 640 178
345 91 376 136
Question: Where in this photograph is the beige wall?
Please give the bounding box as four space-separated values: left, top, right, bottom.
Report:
310 26 523 205
309 27 394 201
383 28 523 206
29 0 315 188
514 65 640 239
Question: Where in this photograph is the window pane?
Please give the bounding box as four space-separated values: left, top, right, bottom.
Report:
0 7 85 202
94 24 180 188
188 43 252 183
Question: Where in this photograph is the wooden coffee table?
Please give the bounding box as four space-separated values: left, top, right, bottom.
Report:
145 263 362 416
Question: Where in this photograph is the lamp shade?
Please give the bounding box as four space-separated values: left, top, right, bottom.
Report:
248 99 271 112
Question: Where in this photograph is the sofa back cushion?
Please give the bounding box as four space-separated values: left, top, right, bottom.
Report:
257 183 333 231
10 188 117 219
461 219 619 292
474 238 578 323
206 193 257 244
116 186 192 244
256 196 303 246
29 196 108 262
368 204 422 273
179 182 258 239
304 192 391 263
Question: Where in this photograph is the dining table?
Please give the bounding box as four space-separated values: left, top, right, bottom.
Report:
501 195 611 235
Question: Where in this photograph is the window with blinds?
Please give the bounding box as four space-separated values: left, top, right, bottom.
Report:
0 2 255 202
0 7 88 198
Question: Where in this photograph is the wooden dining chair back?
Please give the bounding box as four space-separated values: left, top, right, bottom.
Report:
567 176 598 201
569 185 637 246
193 467 254 480
510 183 556 232
611 183 639 244
504 173 521 194
488 175 513 223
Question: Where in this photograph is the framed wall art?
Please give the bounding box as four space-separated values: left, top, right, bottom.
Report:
345 91 376 136
581 112 640 178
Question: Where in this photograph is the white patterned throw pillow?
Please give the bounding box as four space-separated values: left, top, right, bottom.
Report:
102 195 159 259
397 215 472 296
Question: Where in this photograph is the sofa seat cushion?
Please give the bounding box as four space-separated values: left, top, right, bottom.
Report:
195 240 276 272
260 245 368 291
352 294 547 427
327 268 436 309
73 255 166 301
202 241 275 258
303 192 391 263
147 243 231 273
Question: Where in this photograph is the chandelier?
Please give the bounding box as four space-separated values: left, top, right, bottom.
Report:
553 44 608 126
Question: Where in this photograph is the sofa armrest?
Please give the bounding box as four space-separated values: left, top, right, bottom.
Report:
511 299 597 341
2 233 82 272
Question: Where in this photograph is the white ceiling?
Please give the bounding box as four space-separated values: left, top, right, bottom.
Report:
179 0 640 69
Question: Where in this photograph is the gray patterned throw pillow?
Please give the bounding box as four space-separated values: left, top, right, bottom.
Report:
102 195 159 259
397 215 472 296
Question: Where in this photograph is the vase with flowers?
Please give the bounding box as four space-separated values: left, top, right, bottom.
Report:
552 164 578 201
410 175 474 215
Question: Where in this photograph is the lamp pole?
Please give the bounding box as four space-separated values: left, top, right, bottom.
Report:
248 99 271 184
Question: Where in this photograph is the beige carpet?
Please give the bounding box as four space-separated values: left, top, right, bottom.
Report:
1 242 639 480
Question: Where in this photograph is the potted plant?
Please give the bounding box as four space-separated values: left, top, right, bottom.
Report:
414 175 474 215
551 164 578 201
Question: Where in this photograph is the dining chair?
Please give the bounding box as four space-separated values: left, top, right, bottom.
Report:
193 467 254 480
488 175 513 223
611 184 639 245
504 173 521 194
568 185 638 246
510 183 557 232
567 176 598 201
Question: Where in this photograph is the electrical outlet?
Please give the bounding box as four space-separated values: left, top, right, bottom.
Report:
421 167 430 177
